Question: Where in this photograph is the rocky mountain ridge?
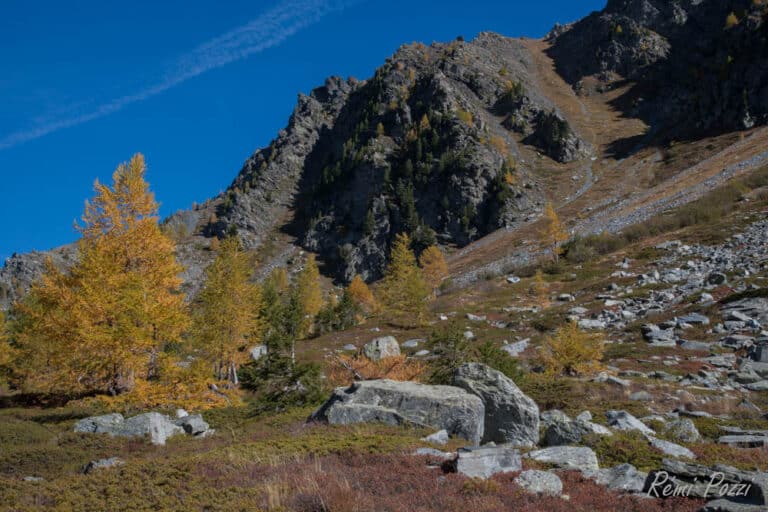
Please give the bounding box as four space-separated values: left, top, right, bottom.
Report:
5 0 768 307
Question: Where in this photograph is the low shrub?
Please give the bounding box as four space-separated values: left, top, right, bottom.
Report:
584 431 665 472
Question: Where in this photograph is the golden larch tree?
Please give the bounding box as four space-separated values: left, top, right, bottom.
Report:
296 254 323 317
539 321 604 376
419 245 448 291
295 254 323 336
379 233 430 326
14 154 189 396
529 269 550 307
0 311 14 387
347 274 378 314
541 203 568 263
193 236 263 385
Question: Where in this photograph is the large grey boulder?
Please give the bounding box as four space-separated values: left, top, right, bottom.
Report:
73 411 209 445
310 379 485 444
515 470 563 496
363 336 400 361
453 446 522 479
73 413 125 434
122 413 184 445
526 446 599 474
452 363 539 446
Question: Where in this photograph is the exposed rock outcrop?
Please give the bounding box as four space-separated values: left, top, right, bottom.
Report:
310 379 485 444
452 362 539 446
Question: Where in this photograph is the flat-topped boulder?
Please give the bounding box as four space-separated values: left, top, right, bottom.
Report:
73 412 211 445
310 379 485 444
452 445 522 479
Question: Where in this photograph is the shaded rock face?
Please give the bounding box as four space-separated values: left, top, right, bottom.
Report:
288 35 554 282
0 246 76 310
452 362 539 446
310 379 485 444
548 0 768 138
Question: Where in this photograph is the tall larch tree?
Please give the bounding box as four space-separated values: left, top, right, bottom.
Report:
380 233 430 326
419 245 448 292
541 203 568 263
347 275 378 314
0 311 14 388
193 236 263 386
14 154 189 396
295 254 323 336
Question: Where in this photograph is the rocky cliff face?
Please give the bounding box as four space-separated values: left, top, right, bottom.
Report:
207 33 590 283
548 0 768 136
8 1 768 305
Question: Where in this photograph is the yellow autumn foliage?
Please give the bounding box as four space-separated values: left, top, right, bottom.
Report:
419 245 448 291
347 275 379 314
193 236 263 385
541 203 569 262
379 233 430 327
14 154 190 397
539 321 605 376
326 353 426 387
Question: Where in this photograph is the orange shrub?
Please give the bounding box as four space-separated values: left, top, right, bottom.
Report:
326 354 426 387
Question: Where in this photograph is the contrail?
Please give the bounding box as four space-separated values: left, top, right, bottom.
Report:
0 0 358 150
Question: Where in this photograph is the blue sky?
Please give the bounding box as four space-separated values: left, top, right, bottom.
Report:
0 0 605 261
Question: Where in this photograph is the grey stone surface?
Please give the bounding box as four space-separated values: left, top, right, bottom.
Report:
454 446 522 479
606 410 655 436
452 363 539 446
73 413 125 434
422 429 449 445
73 412 208 445
662 418 701 443
311 380 485 444
82 457 125 475
174 414 210 436
646 459 768 508
515 470 563 496
646 435 696 459
595 463 647 493
122 413 185 445
363 336 400 361
526 446 599 473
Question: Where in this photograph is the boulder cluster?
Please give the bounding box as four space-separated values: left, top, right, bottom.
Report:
311 362 768 511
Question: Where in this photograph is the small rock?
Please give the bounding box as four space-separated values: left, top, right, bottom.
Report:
453 446 522 479
662 419 701 443
82 457 125 475
515 470 563 496
595 463 647 493
527 446 599 474
363 336 400 361
422 429 449 445
606 410 655 435
249 344 267 361
646 435 695 459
